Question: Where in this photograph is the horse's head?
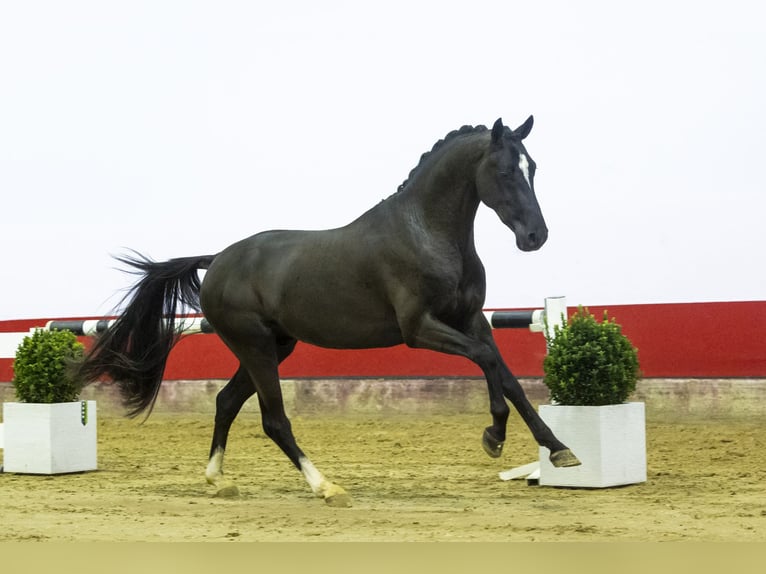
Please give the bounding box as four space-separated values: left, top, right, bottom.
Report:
476 116 548 251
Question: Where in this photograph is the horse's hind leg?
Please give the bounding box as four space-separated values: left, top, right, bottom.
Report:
255 392 351 507
223 332 352 507
205 367 255 497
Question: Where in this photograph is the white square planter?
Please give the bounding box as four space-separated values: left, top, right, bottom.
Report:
2 401 97 474
538 402 646 488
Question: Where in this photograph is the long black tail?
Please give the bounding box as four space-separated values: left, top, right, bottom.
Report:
76 252 216 418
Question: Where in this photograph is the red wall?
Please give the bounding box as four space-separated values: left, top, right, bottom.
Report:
2 301 765 382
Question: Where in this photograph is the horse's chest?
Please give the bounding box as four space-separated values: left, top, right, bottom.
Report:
416 253 484 309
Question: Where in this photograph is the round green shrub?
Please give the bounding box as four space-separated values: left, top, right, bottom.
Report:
12 329 85 403
543 306 640 406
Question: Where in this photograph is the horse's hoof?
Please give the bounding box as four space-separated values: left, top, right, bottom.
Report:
482 428 504 458
550 449 581 468
323 484 352 508
215 483 241 498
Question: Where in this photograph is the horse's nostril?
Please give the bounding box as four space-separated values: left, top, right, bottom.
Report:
524 228 547 250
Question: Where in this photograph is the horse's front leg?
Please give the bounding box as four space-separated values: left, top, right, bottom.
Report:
400 312 511 456
468 316 581 467
477 354 579 466
498 360 580 467
404 312 580 468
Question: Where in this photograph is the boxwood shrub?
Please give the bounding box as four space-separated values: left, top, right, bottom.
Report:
543 306 640 405
12 328 85 403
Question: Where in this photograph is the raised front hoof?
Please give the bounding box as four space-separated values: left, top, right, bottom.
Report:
323 484 352 508
550 449 581 468
482 428 505 458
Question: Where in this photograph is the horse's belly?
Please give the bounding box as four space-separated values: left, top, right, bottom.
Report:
277 298 404 350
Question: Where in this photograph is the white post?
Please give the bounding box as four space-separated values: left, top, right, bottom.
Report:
543 296 567 342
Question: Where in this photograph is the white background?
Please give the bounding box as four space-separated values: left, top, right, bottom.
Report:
1 0 764 320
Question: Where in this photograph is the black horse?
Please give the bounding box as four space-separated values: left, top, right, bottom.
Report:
77 117 580 507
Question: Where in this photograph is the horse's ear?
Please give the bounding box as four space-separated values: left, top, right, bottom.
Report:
513 115 534 140
491 118 505 147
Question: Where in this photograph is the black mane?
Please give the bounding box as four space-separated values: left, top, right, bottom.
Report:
396 124 490 193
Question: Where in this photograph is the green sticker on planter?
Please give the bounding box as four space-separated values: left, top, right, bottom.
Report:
81 401 88 426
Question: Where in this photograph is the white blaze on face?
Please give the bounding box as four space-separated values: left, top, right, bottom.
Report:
519 153 532 189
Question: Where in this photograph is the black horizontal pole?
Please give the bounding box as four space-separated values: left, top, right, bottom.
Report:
489 311 536 329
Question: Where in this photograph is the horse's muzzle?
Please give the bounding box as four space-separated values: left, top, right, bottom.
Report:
516 226 548 251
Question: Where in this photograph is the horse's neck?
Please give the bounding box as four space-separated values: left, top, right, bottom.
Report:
396 136 485 242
